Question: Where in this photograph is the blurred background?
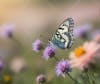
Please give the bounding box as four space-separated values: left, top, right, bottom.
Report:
0 0 100 84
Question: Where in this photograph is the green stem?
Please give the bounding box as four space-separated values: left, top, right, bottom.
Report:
88 71 96 84
54 56 59 61
85 72 92 84
67 73 81 84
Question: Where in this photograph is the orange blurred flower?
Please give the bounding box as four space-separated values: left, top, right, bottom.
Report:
3 74 12 84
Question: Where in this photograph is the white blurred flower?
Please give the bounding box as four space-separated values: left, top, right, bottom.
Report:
9 57 26 73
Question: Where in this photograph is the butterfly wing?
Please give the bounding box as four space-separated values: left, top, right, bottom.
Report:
49 18 74 49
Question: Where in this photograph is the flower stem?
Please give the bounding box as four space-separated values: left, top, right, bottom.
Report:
67 73 81 84
88 71 96 84
54 56 59 61
85 72 92 84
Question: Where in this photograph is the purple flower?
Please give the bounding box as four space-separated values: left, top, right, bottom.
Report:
74 23 92 38
0 24 15 38
32 39 43 52
43 45 56 60
36 74 46 84
0 59 4 71
55 59 71 77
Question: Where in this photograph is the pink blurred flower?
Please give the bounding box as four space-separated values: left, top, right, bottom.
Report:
9 57 26 73
93 34 100 43
95 34 100 43
69 41 100 70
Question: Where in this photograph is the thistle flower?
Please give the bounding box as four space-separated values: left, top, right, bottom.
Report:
74 23 92 39
0 59 4 71
70 41 100 70
55 59 71 78
43 45 56 60
36 74 46 84
32 39 43 52
0 24 15 39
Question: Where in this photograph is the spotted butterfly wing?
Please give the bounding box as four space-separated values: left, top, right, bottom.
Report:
49 18 74 49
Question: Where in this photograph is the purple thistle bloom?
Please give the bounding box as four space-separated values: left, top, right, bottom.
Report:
55 59 71 78
74 23 92 38
0 24 15 38
0 59 4 71
43 45 56 60
32 39 43 52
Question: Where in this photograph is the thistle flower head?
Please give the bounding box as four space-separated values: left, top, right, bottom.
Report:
55 59 71 78
32 39 43 52
43 45 56 60
36 74 46 84
0 24 15 39
0 59 4 71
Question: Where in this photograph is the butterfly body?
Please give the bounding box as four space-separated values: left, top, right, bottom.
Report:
49 18 74 49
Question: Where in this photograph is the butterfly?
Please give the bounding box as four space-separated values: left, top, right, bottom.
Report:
49 18 74 49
